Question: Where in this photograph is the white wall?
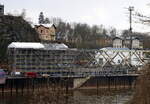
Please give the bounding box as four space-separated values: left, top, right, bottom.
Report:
95 50 144 66
113 39 122 48
132 39 140 49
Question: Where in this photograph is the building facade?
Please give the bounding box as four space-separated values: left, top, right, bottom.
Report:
96 36 112 48
113 37 123 48
8 42 77 73
35 24 56 41
123 39 130 48
132 38 140 49
0 4 4 16
113 37 141 49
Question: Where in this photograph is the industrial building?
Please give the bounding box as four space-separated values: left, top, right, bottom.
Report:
8 42 77 74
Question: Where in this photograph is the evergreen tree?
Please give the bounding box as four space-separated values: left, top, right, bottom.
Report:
38 12 45 24
44 17 50 24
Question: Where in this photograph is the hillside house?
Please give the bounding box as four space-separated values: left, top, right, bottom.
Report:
113 37 141 49
35 24 56 41
96 35 112 48
113 37 123 48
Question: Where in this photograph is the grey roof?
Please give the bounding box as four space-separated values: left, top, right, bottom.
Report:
43 43 68 50
35 24 56 29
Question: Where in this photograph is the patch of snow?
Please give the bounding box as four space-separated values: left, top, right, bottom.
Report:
8 42 45 49
43 43 68 50
8 42 68 50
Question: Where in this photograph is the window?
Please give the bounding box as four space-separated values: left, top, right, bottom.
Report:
41 30 43 33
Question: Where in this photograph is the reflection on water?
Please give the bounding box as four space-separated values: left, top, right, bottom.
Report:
0 90 133 104
71 90 133 104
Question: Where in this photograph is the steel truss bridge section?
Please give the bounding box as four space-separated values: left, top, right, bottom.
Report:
69 49 150 76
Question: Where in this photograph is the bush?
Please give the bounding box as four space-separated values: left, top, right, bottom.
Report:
130 64 150 104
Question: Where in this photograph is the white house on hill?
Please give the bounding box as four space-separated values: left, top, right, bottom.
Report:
113 37 123 48
113 37 141 49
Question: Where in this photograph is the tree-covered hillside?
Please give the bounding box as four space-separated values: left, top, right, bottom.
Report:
0 15 40 63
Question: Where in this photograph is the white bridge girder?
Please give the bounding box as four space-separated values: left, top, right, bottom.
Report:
95 49 148 67
73 49 150 74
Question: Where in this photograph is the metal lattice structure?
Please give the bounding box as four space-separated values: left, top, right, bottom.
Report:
7 43 150 77
70 49 150 77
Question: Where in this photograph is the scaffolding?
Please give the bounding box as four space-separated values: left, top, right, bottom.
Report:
7 43 77 76
7 42 150 77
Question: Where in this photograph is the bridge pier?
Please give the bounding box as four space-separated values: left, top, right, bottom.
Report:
73 76 138 90
73 76 91 89
0 75 138 95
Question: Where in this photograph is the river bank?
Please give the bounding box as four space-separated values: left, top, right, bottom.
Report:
0 89 133 104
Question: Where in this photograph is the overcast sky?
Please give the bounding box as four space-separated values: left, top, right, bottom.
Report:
1 0 150 32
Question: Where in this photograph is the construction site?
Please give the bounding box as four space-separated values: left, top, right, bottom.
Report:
4 41 149 89
0 41 149 104
7 42 78 74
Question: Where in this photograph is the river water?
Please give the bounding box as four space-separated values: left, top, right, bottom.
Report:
0 89 133 104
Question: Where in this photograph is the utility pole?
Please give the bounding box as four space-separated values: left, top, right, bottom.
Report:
128 6 134 33
128 6 134 49
127 6 134 67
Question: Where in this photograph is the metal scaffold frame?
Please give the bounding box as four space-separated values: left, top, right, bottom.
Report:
8 47 150 77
